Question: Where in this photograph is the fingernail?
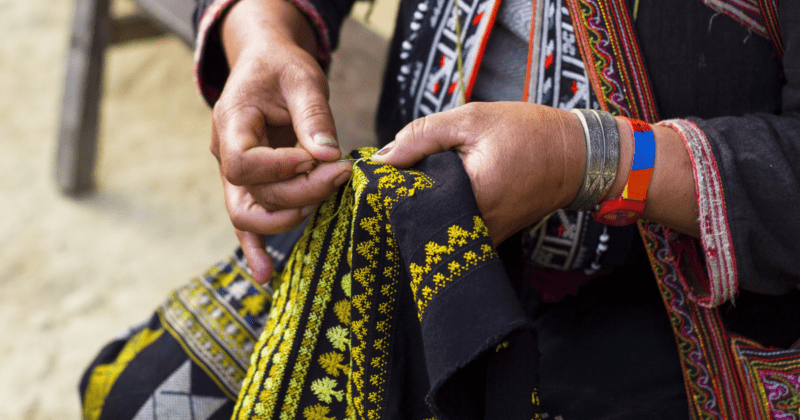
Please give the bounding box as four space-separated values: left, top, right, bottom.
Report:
295 160 316 174
334 170 352 187
300 205 316 217
314 133 339 148
376 142 393 156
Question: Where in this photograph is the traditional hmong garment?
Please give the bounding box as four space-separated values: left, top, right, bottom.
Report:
81 0 800 418
567 1 800 418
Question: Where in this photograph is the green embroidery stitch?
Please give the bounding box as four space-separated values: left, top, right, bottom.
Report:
311 377 344 403
327 325 349 351
302 404 335 420
319 352 349 377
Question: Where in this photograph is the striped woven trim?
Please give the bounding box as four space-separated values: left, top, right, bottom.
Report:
660 119 737 307
192 0 332 104
702 0 783 56
701 0 767 38
565 0 659 122
757 0 783 57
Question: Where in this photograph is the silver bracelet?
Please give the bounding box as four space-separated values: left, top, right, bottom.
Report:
564 109 620 211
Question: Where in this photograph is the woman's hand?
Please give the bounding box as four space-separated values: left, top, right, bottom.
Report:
372 101 700 244
212 0 353 283
372 102 587 244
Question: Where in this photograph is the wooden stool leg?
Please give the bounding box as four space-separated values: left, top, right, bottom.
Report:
56 0 111 195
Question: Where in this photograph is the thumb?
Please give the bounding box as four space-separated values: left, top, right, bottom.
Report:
286 75 342 162
371 113 464 168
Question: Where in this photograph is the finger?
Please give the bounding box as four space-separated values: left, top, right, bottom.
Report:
224 177 315 234
371 107 471 168
248 161 353 211
282 68 342 162
216 106 319 185
235 229 274 284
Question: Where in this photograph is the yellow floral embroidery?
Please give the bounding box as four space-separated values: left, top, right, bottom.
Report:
310 377 344 403
333 300 351 326
327 325 349 351
232 149 440 420
319 351 349 377
241 293 268 316
303 404 335 420
232 192 336 418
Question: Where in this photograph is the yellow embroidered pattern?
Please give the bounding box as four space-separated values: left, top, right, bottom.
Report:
158 253 274 399
346 158 434 419
231 148 445 420
280 186 353 418
408 216 497 319
233 194 333 417
82 327 164 420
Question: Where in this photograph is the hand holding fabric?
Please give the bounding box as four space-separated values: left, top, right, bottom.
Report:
372 102 587 244
372 101 700 244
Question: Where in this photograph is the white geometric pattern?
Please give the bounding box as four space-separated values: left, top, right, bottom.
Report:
132 360 228 420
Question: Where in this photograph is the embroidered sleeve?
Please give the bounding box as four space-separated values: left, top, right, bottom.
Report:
192 0 333 106
657 119 737 307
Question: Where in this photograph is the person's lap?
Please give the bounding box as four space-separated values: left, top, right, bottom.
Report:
81 230 688 420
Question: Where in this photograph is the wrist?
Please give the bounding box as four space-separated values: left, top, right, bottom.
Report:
221 0 318 67
555 109 590 210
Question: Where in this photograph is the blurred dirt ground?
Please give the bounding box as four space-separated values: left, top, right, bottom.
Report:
0 0 392 417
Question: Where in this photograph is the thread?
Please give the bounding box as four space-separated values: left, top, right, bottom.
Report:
453 0 467 106
294 157 368 245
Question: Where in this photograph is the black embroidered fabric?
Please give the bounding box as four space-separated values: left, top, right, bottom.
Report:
231 149 540 419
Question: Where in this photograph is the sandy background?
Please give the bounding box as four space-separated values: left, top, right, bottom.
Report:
0 0 393 418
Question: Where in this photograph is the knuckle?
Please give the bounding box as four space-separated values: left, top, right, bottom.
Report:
280 60 330 101
459 102 485 120
212 96 238 125
222 155 247 185
408 116 430 139
209 131 222 162
256 187 287 211
297 102 333 124
228 209 248 231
